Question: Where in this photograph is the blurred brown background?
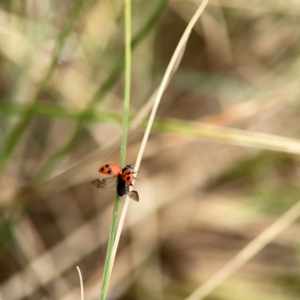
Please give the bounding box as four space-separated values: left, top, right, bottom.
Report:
1 0 300 299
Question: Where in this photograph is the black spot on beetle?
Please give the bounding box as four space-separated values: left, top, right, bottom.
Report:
105 164 109 168
100 167 104 172
107 169 112 174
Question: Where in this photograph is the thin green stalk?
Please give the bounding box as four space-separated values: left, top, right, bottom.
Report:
119 0 132 167
0 102 122 122
36 0 168 181
98 1 131 299
0 0 83 174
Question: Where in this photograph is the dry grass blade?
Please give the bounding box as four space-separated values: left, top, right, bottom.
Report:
153 119 300 155
134 0 209 173
76 266 84 300
185 200 300 300
109 0 209 280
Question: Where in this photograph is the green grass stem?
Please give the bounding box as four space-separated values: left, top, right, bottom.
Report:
98 0 131 299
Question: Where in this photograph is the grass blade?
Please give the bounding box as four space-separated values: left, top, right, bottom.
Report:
185 200 300 300
98 0 132 299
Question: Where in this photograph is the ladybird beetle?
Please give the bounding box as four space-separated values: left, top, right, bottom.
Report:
91 163 139 201
98 164 122 176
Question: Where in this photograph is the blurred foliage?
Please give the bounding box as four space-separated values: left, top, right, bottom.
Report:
206 152 300 214
0 218 13 247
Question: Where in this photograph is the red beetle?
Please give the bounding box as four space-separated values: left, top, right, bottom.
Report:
91 163 139 202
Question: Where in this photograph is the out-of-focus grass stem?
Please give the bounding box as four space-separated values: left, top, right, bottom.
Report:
0 0 83 174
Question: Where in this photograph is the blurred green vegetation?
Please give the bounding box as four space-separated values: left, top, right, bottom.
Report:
206 152 300 214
